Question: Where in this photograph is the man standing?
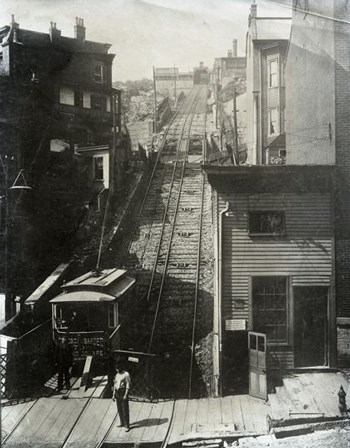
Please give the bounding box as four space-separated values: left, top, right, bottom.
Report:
113 363 131 431
56 335 73 392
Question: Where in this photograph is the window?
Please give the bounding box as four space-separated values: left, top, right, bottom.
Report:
108 304 116 328
94 156 104 181
92 62 106 83
268 59 278 87
249 211 285 235
269 108 279 135
59 86 74 106
252 276 288 343
74 90 82 107
91 94 107 111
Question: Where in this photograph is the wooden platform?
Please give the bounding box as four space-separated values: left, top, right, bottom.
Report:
1 399 37 442
2 372 348 448
104 400 174 447
3 397 88 448
268 372 350 424
166 396 270 445
64 398 117 448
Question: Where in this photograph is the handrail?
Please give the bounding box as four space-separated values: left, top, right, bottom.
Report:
108 324 121 341
18 318 51 340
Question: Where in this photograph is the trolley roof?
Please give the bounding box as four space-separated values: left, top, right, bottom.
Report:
50 269 135 304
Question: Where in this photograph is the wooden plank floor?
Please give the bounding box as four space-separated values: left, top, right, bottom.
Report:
167 396 270 445
1 400 37 442
104 400 174 446
64 398 117 448
3 398 88 448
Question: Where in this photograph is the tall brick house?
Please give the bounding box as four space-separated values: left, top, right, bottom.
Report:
285 0 350 365
0 16 119 318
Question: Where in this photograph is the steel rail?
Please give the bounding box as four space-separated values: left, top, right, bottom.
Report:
188 88 208 398
147 86 202 354
143 89 198 306
121 89 195 268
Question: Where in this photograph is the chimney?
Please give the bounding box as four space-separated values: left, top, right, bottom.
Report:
199 61 204 69
228 50 233 58
250 3 257 18
232 39 238 57
49 22 61 42
11 14 20 43
74 17 86 41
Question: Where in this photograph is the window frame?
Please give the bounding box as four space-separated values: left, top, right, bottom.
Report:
248 210 286 237
92 62 105 84
268 58 279 88
90 94 107 112
250 276 290 345
93 156 104 181
269 108 279 136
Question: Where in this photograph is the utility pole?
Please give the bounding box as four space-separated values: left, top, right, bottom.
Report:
173 65 176 107
153 66 157 134
233 87 239 164
215 65 220 129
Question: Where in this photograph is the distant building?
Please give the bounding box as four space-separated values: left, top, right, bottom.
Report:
214 39 246 87
0 16 120 317
154 67 193 101
245 4 291 165
193 62 209 85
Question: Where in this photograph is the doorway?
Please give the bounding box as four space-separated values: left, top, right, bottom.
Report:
294 286 328 367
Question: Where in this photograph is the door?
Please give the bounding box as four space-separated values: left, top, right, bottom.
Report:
248 331 267 400
294 286 328 367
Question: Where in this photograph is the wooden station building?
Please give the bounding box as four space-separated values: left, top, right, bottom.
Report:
203 164 337 397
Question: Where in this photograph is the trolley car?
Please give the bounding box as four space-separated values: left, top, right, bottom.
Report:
50 268 136 363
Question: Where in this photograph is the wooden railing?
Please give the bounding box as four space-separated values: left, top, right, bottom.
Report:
109 324 121 353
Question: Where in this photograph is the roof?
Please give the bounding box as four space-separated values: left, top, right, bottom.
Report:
63 268 128 291
50 290 116 304
6 27 112 55
25 263 70 306
51 276 136 304
201 164 336 194
254 18 291 41
267 133 286 148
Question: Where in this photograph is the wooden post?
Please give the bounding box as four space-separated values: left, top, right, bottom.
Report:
233 87 239 164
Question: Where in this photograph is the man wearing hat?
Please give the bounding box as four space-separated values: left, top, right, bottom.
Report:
113 363 131 431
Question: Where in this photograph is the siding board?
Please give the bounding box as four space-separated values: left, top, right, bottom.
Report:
220 192 333 369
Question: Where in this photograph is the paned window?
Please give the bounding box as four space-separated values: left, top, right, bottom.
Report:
91 94 107 111
249 211 285 236
92 62 105 83
252 276 288 343
268 59 278 87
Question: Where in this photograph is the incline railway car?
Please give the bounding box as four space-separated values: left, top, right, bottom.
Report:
50 268 136 362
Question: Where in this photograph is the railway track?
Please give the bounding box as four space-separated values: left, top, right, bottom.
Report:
106 85 211 398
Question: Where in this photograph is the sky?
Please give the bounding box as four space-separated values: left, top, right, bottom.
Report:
0 0 291 81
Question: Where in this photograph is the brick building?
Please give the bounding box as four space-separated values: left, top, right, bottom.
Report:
285 0 350 365
0 16 120 318
213 39 246 88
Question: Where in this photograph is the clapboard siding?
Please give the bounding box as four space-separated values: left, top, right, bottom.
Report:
220 192 333 327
